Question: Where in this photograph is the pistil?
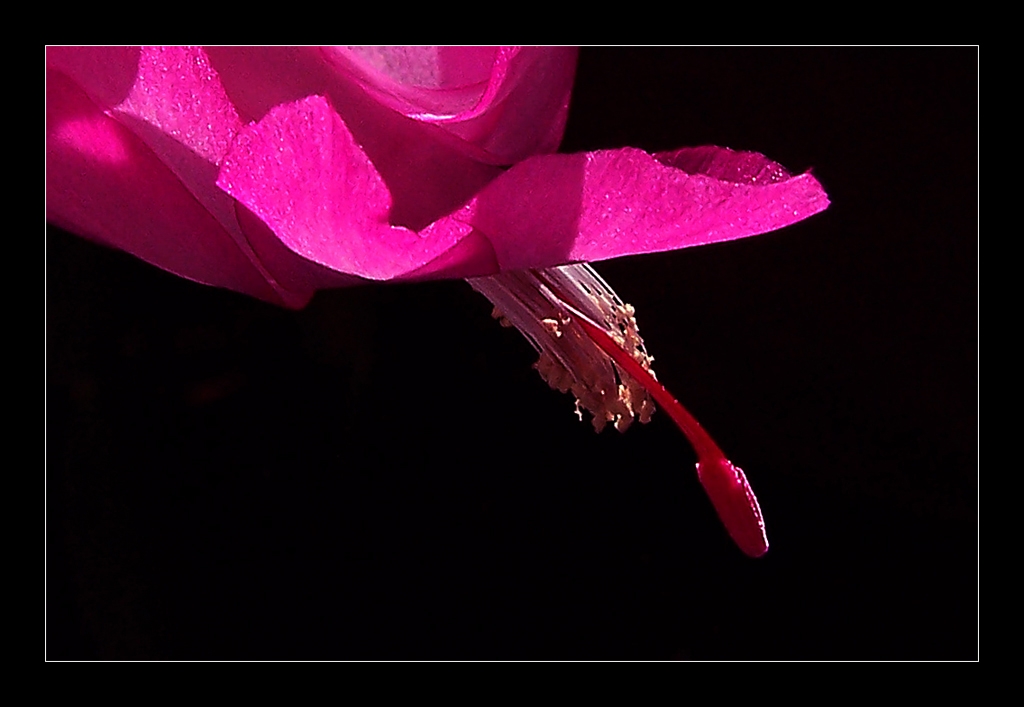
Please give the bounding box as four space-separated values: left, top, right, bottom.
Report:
541 287 768 558
470 264 768 557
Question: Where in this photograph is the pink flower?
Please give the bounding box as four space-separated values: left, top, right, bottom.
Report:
46 46 829 556
46 46 826 307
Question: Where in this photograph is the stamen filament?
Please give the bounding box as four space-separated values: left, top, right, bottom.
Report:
540 286 769 558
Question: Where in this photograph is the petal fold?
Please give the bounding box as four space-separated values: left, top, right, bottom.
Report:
217 95 480 282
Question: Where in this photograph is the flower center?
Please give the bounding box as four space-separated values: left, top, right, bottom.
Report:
469 264 769 557
471 264 656 433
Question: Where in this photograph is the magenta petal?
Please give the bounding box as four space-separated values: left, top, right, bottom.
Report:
458 146 830 271
395 229 501 282
47 47 314 307
217 95 477 282
110 46 243 165
49 47 246 234
46 46 141 111
46 68 293 306
655 145 801 184
324 46 503 118
323 46 578 165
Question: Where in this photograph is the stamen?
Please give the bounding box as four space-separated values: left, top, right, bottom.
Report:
470 264 655 433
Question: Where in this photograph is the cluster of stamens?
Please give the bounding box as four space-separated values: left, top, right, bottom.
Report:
473 264 655 432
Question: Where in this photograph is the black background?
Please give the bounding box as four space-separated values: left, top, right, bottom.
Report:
47 48 977 659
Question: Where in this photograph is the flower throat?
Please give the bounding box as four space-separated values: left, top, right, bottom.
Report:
469 263 768 558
